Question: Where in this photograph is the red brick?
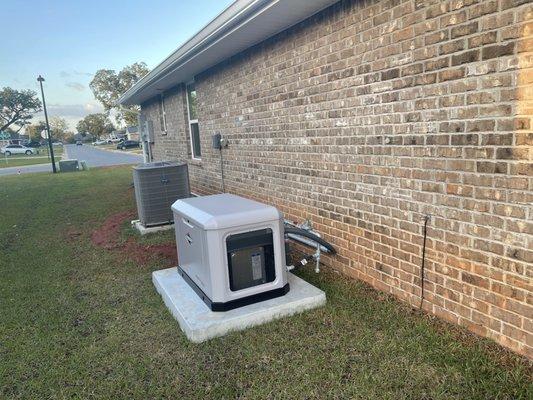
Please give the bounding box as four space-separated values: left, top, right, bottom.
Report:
137 0 533 358
451 21 478 39
482 43 515 60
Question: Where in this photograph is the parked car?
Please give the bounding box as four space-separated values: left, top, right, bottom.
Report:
110 138 123 143
117 140 140 150
1 144 34 156
92 139 111 145
41 140 62 146
76 141 83 146
24 140 42 148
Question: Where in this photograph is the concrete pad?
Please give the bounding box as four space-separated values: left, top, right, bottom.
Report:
152 267 326 342
131 220 174 235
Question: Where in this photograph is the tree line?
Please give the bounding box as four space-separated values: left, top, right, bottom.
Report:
0 62 149 142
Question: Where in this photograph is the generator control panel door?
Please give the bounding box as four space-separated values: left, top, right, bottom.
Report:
226 228 276 291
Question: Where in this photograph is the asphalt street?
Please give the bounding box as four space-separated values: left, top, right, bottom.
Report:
0 144 143 177
64 144 143 167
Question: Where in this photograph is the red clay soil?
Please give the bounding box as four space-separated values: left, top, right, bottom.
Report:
91 211 178 266
91 211 135 249
122 240 178 266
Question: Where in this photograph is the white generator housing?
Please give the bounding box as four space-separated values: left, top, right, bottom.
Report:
172 194 289 311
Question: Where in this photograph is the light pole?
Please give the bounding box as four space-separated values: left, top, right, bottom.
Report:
37 75 57 173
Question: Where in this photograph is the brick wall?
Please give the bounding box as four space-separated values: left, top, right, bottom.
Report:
141 0 533 358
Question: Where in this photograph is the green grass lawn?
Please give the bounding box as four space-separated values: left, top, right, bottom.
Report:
39 146 64 157
0 167 531 399
20 146 64 158
0 157 51 169
0 147 64 169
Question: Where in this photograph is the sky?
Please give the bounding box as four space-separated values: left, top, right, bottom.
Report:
0 0 234 130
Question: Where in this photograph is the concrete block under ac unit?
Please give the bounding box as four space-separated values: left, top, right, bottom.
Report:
131 219 174 235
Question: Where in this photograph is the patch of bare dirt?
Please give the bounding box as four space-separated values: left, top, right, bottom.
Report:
91 211 134 249
91 211 177 267
122 240 178 266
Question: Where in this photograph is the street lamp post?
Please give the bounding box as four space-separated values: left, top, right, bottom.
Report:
37 75 57 173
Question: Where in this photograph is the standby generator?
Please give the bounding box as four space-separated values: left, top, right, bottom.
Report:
171 193 289 311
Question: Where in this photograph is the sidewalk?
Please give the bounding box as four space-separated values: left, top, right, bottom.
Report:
0 150 66 177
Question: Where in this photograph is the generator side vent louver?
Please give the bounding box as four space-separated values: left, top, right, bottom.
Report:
133 161 190 227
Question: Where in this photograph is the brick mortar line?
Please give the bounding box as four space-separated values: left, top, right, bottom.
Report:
231 194 532 267
143 1 533 354
231 5 529 79
207 38 532 107
201 98 531 123
211 30 531 92
432 283 527 327
195 175 532 230
218 161 533 196
229 190 531 271
333 263 529 330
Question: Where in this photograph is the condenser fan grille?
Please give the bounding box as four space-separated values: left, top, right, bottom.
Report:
133 161 190 226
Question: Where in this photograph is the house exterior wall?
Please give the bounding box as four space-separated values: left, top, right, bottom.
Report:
141 0 533 358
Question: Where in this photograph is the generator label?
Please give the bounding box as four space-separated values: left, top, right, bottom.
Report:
251 253 262 281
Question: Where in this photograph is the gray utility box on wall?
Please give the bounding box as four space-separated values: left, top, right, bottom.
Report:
172 194 289 311
133 161 190 227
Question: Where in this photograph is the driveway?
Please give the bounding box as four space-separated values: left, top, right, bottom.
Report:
0 144 143 177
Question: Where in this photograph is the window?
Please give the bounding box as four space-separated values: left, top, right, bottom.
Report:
186 82 201 159
158 94 167 134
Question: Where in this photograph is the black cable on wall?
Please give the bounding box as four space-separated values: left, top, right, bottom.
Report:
219 147 225 193
419 215 431 309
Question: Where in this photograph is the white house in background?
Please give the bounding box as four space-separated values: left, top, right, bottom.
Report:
73 133 94 142
125 126 139 141
110 131 126 141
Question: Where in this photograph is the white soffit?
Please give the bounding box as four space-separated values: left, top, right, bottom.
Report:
119 0 340 105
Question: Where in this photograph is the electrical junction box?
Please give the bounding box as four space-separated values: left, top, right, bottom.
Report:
59 159 79 172
172 193 289 311
212 133 222 149
139 116 154 143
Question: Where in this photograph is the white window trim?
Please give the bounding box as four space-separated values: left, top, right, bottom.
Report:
160 94 167 135
186 82 201 160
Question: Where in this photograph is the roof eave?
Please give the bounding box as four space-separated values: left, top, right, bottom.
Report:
118 0 339 106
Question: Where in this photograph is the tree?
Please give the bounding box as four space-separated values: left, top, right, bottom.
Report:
25 121 47 141
76 113 114 139
49 116 73 142
0 87 42 132
90 62 149 126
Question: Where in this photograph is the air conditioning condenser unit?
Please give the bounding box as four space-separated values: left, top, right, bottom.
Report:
133 161 190 227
